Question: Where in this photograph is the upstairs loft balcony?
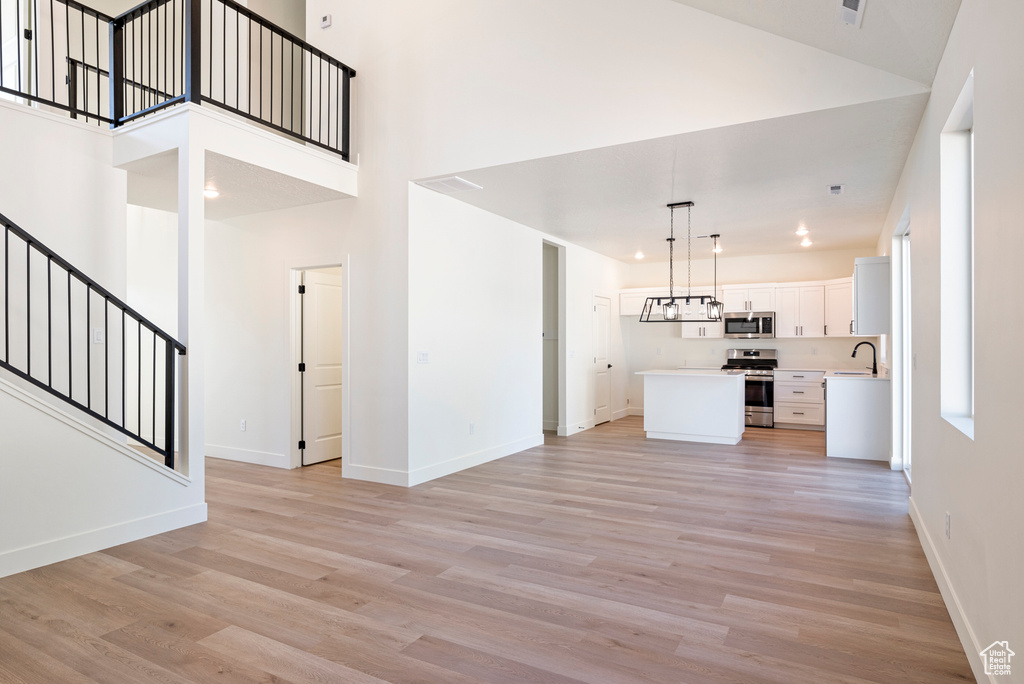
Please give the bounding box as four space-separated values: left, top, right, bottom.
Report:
0 0 354 161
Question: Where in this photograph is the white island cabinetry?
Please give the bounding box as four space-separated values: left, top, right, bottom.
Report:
637 370 745 445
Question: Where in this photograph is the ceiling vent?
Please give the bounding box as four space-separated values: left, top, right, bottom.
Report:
416 176 483 194
837 0 865 28
828 184 846 196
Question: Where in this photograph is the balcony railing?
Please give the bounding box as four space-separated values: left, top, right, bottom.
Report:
0 0 355 160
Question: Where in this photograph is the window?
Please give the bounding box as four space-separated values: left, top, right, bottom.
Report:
939 71 974 439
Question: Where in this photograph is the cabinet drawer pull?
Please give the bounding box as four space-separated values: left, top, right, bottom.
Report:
793 412 804 415
792 391 804 394
793 375 804 378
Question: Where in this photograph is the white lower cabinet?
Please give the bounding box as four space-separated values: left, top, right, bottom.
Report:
774 370 825 430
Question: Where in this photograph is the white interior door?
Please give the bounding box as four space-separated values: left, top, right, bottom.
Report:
593 295 611 425
301 269 344 465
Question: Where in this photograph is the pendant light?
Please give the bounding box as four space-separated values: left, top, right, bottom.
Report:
640 202 724 323
706 234 723 321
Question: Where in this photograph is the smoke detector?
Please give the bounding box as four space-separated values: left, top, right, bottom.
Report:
416 176 483 194
837 0 865 28
828 184 845 196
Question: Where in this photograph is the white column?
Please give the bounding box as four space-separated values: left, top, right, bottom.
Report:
177 143 205 482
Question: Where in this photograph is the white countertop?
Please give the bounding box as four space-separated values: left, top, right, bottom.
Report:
636 369 745 378
824 370 889 380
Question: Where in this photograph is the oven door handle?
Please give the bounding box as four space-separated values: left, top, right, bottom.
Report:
744 376 774 382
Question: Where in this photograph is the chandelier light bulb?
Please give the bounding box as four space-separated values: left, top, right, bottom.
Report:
663 301 679 320
635 251 644 260
796 225 809 236
801 237 813 247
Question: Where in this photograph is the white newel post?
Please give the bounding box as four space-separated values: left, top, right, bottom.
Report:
177 143 205 481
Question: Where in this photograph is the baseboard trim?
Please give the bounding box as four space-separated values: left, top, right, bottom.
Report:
342 463 409 487
408 434 545 487
909 497 988 682
0 503 207 579
611 408 629 421
627 407 644 417
206 444 291 469
543 420 558 431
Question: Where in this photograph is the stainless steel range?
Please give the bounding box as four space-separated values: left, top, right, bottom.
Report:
722 349 777 428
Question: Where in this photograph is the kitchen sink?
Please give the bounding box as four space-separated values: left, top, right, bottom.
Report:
832 371 873 376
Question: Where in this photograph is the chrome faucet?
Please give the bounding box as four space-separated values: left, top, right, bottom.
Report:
852 341 878 376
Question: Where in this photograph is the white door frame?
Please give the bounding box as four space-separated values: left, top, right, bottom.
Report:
289 256 351 470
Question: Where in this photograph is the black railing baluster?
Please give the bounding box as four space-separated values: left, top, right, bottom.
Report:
258 22 262 119
95 14 100 117
104 297 109 416
67 271 72 397
15 0 22 91
342 68 350 161
25 241 30 376
50 0 55 103
220 0 225 103
86 284 90 409
47 256 52 386
121 307 125 427
137 319 141 434
3 227 7 363
233 5 237 108
151 330 156 444
164 338 174 466
112 16 124 123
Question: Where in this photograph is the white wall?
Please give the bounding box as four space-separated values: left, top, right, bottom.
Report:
875 0 1024 678
203 199 352 469
406 185 628 484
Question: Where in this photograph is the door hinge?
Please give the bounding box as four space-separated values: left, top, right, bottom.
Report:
298 284 306 294
594 409 596 415
298 362 306 372
298 440 306 450
24 29 32 40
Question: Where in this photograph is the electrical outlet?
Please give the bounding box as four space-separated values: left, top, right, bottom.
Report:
93 328 105 344
417 351 429 364
656 347 662 356
469 422 475 435
945 512 951 539
240 419 246 432
811 347 818 355
320 13 332 28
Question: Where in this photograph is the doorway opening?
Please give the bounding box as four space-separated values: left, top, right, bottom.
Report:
593 293 611 426
296 266 344 466
542 242 559 432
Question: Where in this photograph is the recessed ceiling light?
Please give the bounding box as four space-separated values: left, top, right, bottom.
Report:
634 251 644 260
801 238 813 247
796 225 809 236
203 187 220 199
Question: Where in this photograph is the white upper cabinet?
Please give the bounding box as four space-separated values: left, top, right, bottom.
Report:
776 285 825 337
825 278 854 337
854 257 891 335
722 285 775 313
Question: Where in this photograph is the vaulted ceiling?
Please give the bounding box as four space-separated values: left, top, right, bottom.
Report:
419 0 960 262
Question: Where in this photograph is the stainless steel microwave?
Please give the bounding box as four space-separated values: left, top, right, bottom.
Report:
723 312 775 339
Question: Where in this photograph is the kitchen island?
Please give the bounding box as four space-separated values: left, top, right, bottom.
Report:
636 369 746 445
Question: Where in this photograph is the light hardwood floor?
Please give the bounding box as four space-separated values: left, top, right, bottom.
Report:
0 417 973 682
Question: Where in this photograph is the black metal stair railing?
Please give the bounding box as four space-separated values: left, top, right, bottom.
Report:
0 0 114 124
0 212 186 470
1 0 355 159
